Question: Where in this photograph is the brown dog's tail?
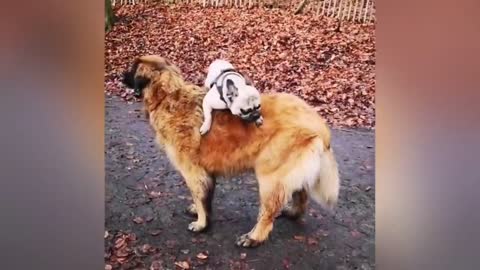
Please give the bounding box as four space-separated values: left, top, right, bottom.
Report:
308 145 340 211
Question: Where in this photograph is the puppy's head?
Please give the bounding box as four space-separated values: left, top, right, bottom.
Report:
226 79 262 123
122 55 181 98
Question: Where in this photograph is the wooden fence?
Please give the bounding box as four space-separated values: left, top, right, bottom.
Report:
111 0 375 24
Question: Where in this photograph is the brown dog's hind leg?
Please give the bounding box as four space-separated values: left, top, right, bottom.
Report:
236 180 286 248
279 188 308 220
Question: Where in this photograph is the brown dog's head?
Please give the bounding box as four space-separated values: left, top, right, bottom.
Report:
122 55 181 98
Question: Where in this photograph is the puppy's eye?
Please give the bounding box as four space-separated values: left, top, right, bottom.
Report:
240 109 247 115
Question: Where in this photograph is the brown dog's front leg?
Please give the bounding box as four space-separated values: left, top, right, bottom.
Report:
184 176 216 218
182 171 215 232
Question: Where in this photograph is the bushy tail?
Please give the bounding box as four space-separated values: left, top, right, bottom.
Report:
308 148 340 211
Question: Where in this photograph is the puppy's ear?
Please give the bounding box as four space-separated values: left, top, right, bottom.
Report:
225 79 238 101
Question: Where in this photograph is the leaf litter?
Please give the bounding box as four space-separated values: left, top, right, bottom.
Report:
105 3 375 129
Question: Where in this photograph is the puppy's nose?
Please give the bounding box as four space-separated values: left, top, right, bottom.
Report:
251 111 260 119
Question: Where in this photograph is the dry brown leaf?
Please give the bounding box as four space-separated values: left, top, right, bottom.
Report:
149 229 162 236
196 252 208 260
293 235 305 241
140 244 152 253
149 191 162 198
115 248 130 258
105 5 375 129
174 261 190 269
127 233 137 241
307 238 319 245
150 260 163 270
114 237 126 249
133 216 144 224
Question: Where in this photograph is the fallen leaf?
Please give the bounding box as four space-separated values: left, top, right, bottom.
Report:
351 230 362 238
127 233 137 241
293 235 305 241
150 260 163 270
196 252 208 260
149 229 162 236
114 237 126 249
307 238 318 245
105 5 375 130
140 244 152 253
240 253 247 259
116 257 128 264
180 249 190 254
365 186 372 192
105 264 113 270
174 261 190 269
133 217 144 224
149 191 162 198
104 231 109 239
115 247 131 258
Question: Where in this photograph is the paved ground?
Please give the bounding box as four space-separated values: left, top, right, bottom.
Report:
105 95 375 270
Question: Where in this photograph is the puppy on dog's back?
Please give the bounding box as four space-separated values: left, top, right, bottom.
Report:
200 59 263 135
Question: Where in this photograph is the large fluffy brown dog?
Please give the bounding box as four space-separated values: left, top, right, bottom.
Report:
122 55 340 247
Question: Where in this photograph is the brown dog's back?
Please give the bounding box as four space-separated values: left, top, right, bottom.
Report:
198 93 331 176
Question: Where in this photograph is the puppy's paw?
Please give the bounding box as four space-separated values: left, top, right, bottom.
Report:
187 221 207 233
255 116 264 127
199 123 210 135
235 233 261 248
184 203 198 217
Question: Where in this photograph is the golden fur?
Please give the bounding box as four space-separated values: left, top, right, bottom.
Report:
123 55 340 247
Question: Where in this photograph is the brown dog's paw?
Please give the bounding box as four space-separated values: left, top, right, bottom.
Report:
187 221 207 233
235 233 261 248
184 204 197 217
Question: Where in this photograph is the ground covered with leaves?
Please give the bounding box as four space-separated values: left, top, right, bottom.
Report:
105 4 375 129
105 95 374 270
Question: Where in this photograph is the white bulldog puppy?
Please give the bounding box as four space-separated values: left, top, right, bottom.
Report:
200 59 263 135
